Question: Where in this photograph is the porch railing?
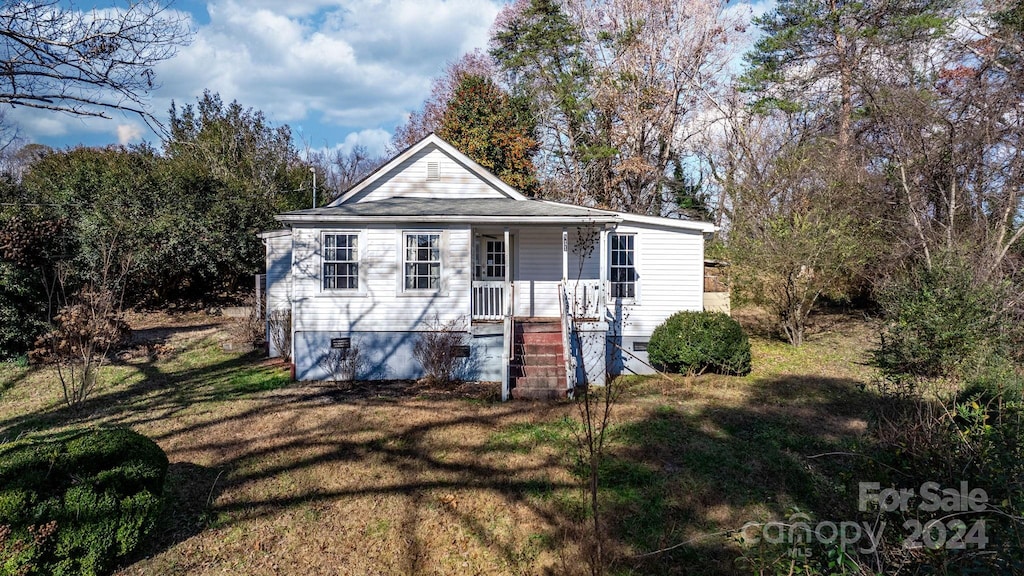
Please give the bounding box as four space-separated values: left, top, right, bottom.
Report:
471 281 504 321
565 279 605 319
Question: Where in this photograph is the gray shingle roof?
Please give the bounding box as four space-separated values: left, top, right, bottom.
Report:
277 197 620 223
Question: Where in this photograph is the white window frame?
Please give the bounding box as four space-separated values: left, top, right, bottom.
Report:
321 231 363 294
402 230 444 294
609 232 638 302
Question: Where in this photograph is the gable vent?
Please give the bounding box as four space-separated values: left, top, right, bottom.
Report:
426 161 440 181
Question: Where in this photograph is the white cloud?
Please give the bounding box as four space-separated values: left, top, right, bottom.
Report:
116 124 144 145
7 111 71 138
10 0 502 152
153 0 500 134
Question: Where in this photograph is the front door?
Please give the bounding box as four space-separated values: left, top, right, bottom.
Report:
472 234 514 321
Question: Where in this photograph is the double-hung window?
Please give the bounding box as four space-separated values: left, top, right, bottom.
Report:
609 233 636 299
323 233 359 291
404 232 442 291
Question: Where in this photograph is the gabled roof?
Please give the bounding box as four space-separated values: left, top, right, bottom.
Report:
332 133 527 205
298 133 717 233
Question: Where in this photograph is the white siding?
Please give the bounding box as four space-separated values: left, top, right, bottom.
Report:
512 226 601 317
265 234 292 312
347 146 509 203
264 233 293 358
290 223 472 332
607 222 704 336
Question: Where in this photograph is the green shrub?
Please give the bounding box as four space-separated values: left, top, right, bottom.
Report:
0 428 168 576
648 311 752 376
874 255 1015 382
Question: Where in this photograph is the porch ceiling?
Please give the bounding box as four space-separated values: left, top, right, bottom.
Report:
276 197 621 225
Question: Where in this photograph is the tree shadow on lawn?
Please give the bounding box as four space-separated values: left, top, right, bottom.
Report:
0 343 294 439
0 345 882 575
3 346 584 573
124 461 226 566
181 400 582 573
599 374 877 575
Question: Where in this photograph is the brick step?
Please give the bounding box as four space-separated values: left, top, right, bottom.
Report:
510 364 565 378
512 354 564 366
511 387 568 400
517 343 563 356
514 375 565 389
518 332 563 345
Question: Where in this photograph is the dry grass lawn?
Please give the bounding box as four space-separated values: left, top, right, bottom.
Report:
0 309 880 575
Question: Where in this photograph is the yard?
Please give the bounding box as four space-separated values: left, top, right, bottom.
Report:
0 310 880 575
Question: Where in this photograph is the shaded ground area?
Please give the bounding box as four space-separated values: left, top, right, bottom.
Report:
0 310 880 575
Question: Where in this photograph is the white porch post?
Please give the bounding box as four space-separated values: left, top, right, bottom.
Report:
503 227 511 314
501 227 511 401
561 227 568 283
599 226 608 308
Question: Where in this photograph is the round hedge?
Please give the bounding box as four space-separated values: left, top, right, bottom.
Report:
648 311 752 376
0 427 168 576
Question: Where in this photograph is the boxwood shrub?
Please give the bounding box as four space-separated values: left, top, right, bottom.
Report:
648 311 752 376
0 427 168 576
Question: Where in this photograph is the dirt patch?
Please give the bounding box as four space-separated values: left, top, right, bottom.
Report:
125 310 230 346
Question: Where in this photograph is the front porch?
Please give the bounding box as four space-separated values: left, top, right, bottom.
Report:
467 225 613 400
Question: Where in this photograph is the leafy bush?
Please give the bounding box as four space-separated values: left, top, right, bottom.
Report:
0 428 168 576
874 256 1013 383
648 311 751 375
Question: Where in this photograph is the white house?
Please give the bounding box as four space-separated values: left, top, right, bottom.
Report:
261 134 715 400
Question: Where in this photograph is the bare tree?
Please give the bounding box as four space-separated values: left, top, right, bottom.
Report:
31 237 131 409
492 0 744 214
862 34 1024 284
705 101 872 345
307 144 386 203
0 0 192 126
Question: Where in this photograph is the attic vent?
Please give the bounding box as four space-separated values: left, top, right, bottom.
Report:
426 161 440 181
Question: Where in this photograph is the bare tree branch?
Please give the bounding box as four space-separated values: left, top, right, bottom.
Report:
0 0 193 132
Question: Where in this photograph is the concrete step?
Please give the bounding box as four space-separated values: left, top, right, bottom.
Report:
514 321 562 334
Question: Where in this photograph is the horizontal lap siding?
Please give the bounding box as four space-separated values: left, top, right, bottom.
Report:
265 235 292 312
291 224 471 332
513 226 601 317
611 223 704 336
350 147 507 202
516 227 563 317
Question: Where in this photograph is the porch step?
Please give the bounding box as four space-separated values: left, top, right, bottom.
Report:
518 343 563 357
514 318 560 332
512 387 568 400
511 317 567 400
510 364 564 378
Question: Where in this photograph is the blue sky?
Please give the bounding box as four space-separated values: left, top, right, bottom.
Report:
9 0 773 158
